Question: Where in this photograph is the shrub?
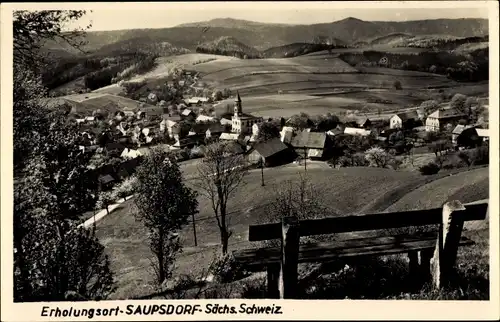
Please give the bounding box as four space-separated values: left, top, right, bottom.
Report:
419 162 440 175
393 80 403 90
365 147 394 168
468 145 489 166
209 253 247 284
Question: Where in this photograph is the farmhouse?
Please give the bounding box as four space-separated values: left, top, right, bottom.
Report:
291 131 332 160
390 111 419 129
121 148 142 159
220 133 242 141
247 138 294 167
231 92 264 135
188 122 225 138
344 127 372 137
326 125 345 137
172 135 206 150
425 108 466 132
181 109 195 118
452 125 478 147
160 115 182 137
185 97 211 106
476 128 490 142
196 114 215 123
280 126 295 144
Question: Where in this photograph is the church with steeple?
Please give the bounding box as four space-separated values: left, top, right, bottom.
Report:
231 92 263 134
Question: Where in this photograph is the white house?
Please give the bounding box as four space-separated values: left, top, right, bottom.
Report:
121 148 143 159
196 114 215 123
219 133 241 141
344 127 372 136
160 119 180 137
425 108 466 132
280 126 294 144
389 111 419 129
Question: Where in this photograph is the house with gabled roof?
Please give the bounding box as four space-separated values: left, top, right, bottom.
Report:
425 108 467 132
290 131 333 160
452 125 483 148
247 138 295 167
390 111 420 129
343 127 372 137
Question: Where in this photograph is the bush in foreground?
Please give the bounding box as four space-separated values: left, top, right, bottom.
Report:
419 162 440 175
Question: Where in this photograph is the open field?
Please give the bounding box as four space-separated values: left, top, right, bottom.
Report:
61 93 163 116
94 164 488 299
72 53 487 121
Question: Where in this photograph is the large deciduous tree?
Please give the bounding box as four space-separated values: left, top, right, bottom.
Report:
13 10 115 302
134 148 198 285
196 142 248 254
256 121 280 142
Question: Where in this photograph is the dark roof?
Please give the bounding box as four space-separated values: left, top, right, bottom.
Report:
106 142 126 152
428 108 467 119
290 131 327 149
253 138 289 158
225 141 245 155
98 174 115 185
395 111 419 121
191 122 225 134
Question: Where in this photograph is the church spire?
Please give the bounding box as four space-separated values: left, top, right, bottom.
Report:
234 91 242 115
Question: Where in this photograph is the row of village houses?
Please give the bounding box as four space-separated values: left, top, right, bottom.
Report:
80 94 489 186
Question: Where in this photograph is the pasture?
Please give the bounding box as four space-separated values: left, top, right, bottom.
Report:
93 164 488 299
62 93 163 116
74 52 487 122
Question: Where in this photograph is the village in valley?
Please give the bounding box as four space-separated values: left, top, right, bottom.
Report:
11 7 491 304
65 73 489 190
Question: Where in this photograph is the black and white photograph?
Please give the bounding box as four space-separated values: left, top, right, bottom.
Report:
2 1 498 316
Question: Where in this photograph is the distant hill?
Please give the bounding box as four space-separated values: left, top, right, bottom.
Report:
370 33 414 45
93 36 191 57
196 36 261 58
43 17 488 55
262 42 346 58
176 17 294 29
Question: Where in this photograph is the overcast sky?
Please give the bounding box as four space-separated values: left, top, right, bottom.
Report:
60 3 489 32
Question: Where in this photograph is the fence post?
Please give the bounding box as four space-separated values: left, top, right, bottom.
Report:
430 200 466 289
279 216 299 299
267 264 280 299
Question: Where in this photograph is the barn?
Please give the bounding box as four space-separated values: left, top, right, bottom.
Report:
247 138 295 167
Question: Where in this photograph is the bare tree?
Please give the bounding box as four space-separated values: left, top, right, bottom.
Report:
262 173 331 247
196 142 248 254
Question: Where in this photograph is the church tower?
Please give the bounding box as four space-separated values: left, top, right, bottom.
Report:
234 91 242 116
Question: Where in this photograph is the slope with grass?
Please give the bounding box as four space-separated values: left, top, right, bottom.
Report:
384 167 489 213
93 164 488 299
